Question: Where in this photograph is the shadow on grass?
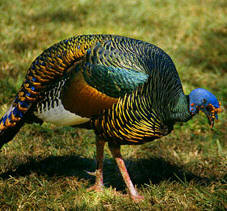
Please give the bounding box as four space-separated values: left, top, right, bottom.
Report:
0 155 215 191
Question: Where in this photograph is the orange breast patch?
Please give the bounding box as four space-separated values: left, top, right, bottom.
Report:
61 71 118 118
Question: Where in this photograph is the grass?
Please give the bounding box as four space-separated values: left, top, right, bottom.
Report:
0 0 226 210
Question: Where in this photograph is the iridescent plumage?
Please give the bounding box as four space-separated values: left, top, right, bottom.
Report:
0 35 222 201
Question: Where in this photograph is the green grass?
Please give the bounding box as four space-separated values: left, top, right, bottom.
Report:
0 0 226 210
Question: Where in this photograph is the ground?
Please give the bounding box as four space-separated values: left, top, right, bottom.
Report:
0 0 226 210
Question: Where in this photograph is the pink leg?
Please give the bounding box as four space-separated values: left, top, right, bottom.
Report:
87 138 105 192
108 143 144 202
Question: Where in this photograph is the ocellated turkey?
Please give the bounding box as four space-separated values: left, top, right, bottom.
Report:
0 35 222 201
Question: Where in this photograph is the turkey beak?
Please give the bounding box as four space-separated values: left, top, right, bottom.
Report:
203 109 215 128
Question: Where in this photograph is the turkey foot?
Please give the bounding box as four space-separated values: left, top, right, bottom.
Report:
87 169 104 192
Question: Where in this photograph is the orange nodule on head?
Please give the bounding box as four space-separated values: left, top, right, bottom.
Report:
216 102 223 113
207 103 223 114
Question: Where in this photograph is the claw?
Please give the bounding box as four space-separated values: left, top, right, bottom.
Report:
85 170 97 176
131 194 144 203
87 184 104 192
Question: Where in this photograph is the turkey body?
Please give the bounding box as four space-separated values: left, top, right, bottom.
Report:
0 34 193 201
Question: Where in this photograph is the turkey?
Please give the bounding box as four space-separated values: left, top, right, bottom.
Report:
0 34 222 201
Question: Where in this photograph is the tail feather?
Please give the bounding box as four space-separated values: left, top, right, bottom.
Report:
0 103 26 148
0 89 46 149
0 117 26 149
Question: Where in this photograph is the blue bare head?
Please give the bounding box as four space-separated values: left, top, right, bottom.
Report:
189 88 222 127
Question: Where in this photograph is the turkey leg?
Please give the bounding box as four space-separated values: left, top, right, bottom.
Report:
87 137 105 192
108 143 144 201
